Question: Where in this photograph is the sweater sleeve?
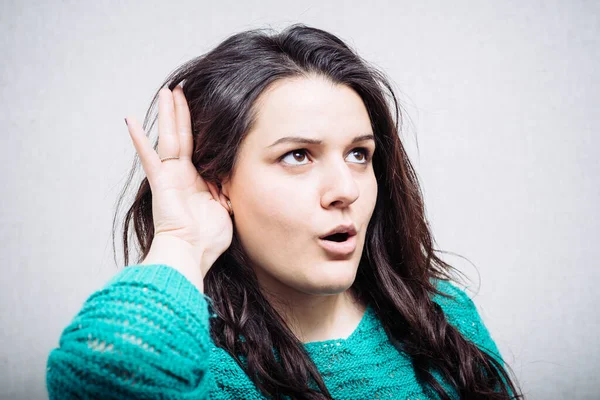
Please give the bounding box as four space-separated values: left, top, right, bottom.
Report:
46 264 216 400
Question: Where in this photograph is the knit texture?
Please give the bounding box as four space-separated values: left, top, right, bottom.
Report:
46 264 504 399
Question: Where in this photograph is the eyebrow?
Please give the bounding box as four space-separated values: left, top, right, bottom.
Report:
267 134 375 148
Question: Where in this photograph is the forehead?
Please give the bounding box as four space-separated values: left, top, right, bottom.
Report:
246 75 372 144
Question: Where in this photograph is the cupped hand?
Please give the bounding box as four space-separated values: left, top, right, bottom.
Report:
125 85 233 277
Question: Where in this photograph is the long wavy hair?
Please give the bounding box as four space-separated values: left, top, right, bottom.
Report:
113 24 522 399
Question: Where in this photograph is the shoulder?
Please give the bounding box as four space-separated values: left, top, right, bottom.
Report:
431 278 475 314
430 279 503 362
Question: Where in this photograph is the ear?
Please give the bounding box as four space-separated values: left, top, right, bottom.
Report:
217 176 232 212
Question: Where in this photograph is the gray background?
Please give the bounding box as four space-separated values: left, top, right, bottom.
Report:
1 0 598 399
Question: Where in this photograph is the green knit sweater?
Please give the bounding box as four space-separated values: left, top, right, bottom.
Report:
46 264 503 399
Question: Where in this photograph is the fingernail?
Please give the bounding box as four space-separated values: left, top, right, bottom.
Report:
124 117 128 127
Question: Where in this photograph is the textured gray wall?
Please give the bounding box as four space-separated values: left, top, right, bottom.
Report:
1 0 598 399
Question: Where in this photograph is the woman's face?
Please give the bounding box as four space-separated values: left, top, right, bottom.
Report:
222 75 378 299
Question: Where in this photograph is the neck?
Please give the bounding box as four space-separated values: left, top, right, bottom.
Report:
257 275 367 343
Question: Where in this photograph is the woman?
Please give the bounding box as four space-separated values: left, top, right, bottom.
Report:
46 24 522 399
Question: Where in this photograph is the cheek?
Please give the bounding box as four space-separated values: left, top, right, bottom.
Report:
245 173 310 221
234 182 317 279
358 172 378 212
234 171 314 247
368 179 378 212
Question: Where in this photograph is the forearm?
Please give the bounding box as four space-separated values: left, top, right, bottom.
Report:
141 234 207 293
46 264 215 399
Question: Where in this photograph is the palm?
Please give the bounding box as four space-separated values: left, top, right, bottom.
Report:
150 162 233 257
125 85 234 273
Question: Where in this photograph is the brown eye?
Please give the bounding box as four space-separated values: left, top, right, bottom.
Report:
281 149 310 166
292 151 307 162
347 148 371 164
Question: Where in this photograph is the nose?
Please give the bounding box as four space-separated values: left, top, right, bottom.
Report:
320 160 360 209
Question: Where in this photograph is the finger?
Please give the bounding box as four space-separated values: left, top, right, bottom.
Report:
157 88 180 159
172 85 193 160
125 116 161 178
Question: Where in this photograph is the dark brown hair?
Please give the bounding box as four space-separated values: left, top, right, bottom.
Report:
113 24 523 399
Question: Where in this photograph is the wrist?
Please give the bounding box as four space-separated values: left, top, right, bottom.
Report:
141 234 205 293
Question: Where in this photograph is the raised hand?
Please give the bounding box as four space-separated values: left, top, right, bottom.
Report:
124 85 233 285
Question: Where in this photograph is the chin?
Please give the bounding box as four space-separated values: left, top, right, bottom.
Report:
297 262 358 295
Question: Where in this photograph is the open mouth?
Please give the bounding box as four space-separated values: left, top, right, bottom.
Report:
321 232 350 242
318 231 357 256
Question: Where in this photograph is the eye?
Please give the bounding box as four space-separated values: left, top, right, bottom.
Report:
279 148 373 166
280 149 311 166
347 147 372 164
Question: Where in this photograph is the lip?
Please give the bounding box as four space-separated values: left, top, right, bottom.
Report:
319 223 358 239
318 234 357 256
